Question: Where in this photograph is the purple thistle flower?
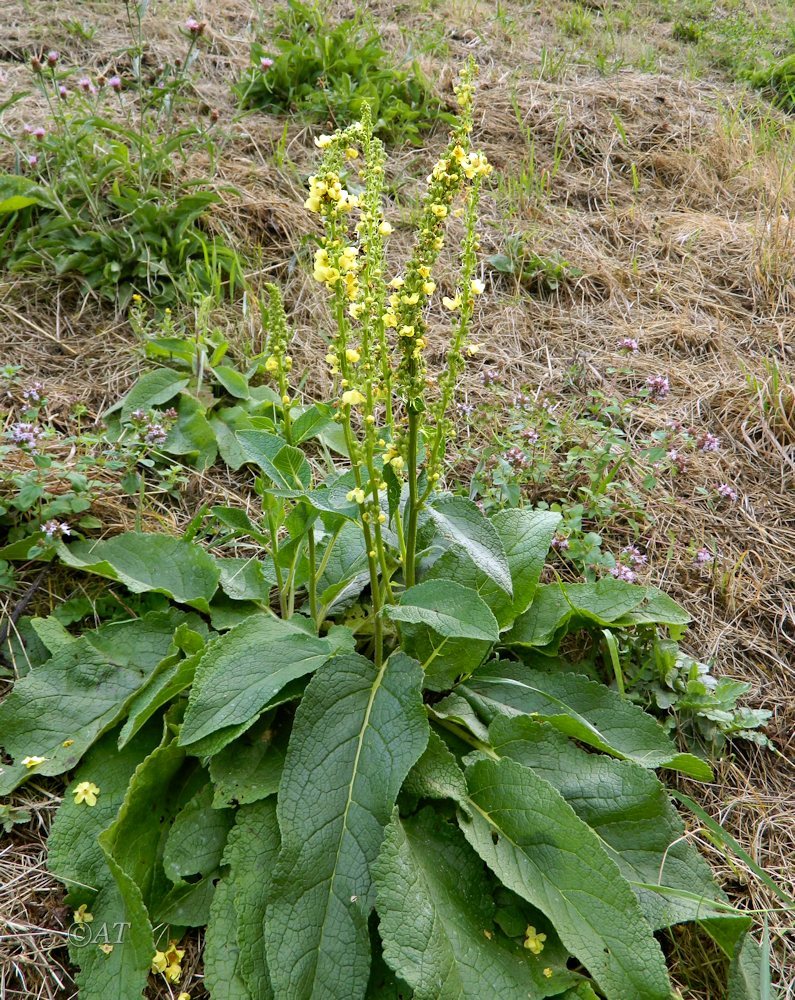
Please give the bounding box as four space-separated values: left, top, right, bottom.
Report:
610 564 637 583
46 50 59 67
185 16 206 35
618 337 639 352
716 483 738 501
108 75 122 91
260 56 274 71
27 154 39 166
698 431 720 452
646 374 670 400
78 76 96 95
58 84 68 99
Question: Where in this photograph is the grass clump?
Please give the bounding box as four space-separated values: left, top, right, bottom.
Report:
236 0 444 142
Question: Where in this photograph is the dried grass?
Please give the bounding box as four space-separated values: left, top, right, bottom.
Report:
1 0 793 996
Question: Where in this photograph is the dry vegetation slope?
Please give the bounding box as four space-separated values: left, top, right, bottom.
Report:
1 0 793 997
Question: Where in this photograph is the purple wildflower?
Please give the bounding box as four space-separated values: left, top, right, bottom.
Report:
42 519 71 539
646 374 670 400
610 564 637 583
618 337 639 352
260 56 274 71
27 154 39 167
694 547 713 566
144 423 168 445
551 536 569 551
22 382 43 403
108 75 122 91
130 409 147 423
481 368 500 387
185 16 206 35
504 446 530 471
78 77 96 95
522 428 540 444
9 422 43 450
621 544 647 567
698 431 720 452
716 483 738 501
46 50 59 67
58 84 68 99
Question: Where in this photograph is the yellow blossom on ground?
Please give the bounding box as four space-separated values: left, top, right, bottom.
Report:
73 904 94 924
422 281 436 295
178 994 191 1000
99 943 114 955
471 278 485 294
523 926 547 954
73 781 100 807
341 389 365 407
378 221 393 236
466 343 482 356
22 755 46 769
151 951 168 974
346 348 361 363
442 295 461 311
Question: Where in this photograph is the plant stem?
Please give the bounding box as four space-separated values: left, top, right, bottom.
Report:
404 407 420 589
307 527 318 625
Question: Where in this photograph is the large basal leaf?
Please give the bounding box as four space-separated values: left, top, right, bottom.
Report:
460 756 673 1000
0 612 183 794
237 429 312 489
459 661 712 780
489 716 735 930
385 580 499 691
162 783 233 883
209 713 288 808
401 729 468 807
204 872 252 1000
58 532 221 612
426 494 513 596
505 579 650 648
373 807 576 999
114 368 189 423
225 798 281 999
264 651 429 1000
179 615 341 750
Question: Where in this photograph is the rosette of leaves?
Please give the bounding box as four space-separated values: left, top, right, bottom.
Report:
0 502 777 999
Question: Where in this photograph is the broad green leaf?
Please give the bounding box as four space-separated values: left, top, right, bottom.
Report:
115 368 189 422
48 722 161 906
216 555 275 602
29 615 75 655
426 494 512 596
58 533 220 612
373 808 575 999
118 650 202 749
728 930 776 1000
163 393 218 469
162 783 233 881
460 756 672 1000
401 729 468 806
204 872 251 1000
493 508 561 623
225 798 280 999
179 615 338 749
214 364 251 399
292 403 334 444
0 612 182 794
265 651 429 1000
613 587 691 628
459 661 713 779
237 429 311 489
489 716 733 930
209 713 288 808
505 579 648 648
385 580 499 691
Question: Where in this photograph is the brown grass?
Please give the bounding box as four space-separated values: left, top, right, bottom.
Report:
1 0 793 997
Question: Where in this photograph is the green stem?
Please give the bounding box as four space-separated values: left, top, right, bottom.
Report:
267 507 287 618
307 527 318 625
404 407 421 589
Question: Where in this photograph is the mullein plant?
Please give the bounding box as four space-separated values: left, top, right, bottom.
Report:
265 60 490 666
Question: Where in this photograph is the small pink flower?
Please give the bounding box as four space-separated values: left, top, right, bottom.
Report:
260 56 274 71
646 374 670 400
694 547 713 565
698 431 720 452
621 545 647 567
78 76 96 95
46 50 59 67
108 75 122 91
551 536 569 551
58 84 68 99
27 154 39 166
610 564 637 583
716 483 738 501
618 337 639 352
185 16 206 34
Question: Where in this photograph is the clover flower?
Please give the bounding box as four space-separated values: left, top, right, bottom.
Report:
618 337 639 352
646 374 670 400
716 483 738 501
698 431 720 452
523 926 547 955
22 755 46 769
73 781 100 806
610 564 637 583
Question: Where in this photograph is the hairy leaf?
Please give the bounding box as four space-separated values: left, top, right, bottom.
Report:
265 651 429 1000
426 494 512 595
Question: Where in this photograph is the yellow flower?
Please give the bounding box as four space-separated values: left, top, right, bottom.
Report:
22 755 46 769
131 293 142 303
345 146 359 159
399 325 415 339
264 355 279 372
346 487 366 504
389 276 404 289
304 194 321 213
471 278 485 295
422 281 436 295
166 963 182 983
178 994 191 1000
466 343 482 356
348 302 364 320
165 942 185 966
378 221 393 236
151 951 168 974
314 134 333 148
73 781 100 807
382 312 397 328
390 456 405 471
418 265 431 278
62 739 74 748
543 968 553 979
523 926 547 955
442 295 461 311
401 292 420 306
73 904 94 924
99 943 114 955
345 348 361 364
430 203 448 219
341 389 365 407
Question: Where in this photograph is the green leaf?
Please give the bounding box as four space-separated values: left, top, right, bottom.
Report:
179 614 337 749
115 368 189 422
291 403 334 443
373 808 575 999
612 587 691 628
58 533 220 612
209 713 288 808
216 556 275 602
489 716 734 930
460 756 673 1000
492 508 561 623
162 783 233 881
426 495 512 596
214 364 251 399
385 580 499 691
401 729 468 806
459 661 713 779
204 871 252 999
0 612 182 794
237 429 311 489
118 650 202 749
163 393 218 470
225 798 280 999
265 651 429 1000
505 579 648 648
